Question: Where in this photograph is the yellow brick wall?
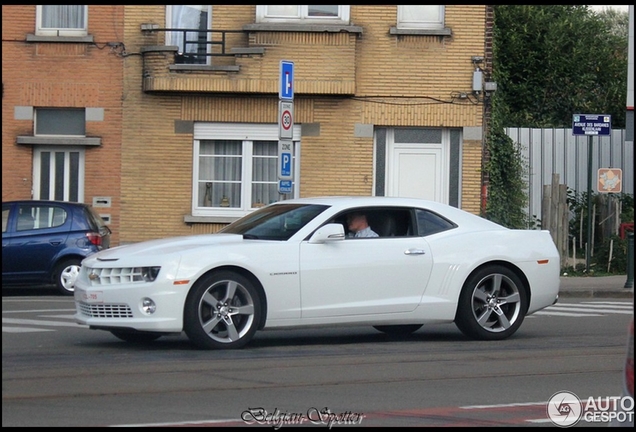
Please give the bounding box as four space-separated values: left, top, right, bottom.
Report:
118 5 487 241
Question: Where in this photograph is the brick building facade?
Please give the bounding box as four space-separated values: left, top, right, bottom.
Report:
2 6 493 246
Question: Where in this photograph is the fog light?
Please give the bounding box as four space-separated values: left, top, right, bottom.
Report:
141 298 156 315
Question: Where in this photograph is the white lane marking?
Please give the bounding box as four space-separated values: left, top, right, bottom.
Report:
2 326 55 333
2 318 87 328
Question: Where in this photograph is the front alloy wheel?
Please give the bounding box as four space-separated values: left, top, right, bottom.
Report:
184 271 261 350
455 265 528 340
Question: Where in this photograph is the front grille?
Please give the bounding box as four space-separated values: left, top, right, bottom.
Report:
78 302 133 318
87 267 143 286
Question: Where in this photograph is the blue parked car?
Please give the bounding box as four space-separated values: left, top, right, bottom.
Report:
2 200 111 295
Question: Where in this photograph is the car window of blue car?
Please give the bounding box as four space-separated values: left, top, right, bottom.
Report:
2 205 9 233
16 204 67 231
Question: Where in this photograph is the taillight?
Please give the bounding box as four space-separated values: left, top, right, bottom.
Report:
85 232 102 246
626 318 634 397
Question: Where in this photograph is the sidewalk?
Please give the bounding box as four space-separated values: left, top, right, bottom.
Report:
559 275 634 299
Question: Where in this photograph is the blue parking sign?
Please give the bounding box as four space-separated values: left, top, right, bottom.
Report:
280 152 291 177
280 61 294 100
278 180 292 194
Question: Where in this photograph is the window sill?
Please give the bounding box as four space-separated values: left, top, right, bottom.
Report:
389 27 452 36
26 34 94 43
184 215 240 225
169 64 240 72
243 23 363 34
16 136 101 146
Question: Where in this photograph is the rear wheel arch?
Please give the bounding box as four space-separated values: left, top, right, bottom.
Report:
464 261 530 311
454 261 530 340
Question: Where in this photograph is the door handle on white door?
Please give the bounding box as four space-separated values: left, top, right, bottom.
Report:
404 249 426 255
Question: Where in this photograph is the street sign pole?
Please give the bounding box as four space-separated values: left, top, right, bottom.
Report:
572 114 612 273
278 60 294 195
586 135 592 273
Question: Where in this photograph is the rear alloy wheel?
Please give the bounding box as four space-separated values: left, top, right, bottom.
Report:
53 258 82 296
373 324 423 336
454 265 528 340
184 271 261 350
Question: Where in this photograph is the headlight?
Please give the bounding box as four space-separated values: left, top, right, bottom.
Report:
132 267 161 282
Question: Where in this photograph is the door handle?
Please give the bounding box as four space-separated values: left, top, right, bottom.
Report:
404 249 426 255
49 240 62 246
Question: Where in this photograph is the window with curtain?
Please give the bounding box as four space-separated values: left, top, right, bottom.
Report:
167 5 210 64
36 5 87 36
256 5 349 24
397 5 444 30
195 139 297 215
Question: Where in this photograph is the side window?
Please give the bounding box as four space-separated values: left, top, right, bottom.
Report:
17 205 67 231
337 208 413 238
2 205 10 233
16 206 36 232
256 5 350 24
415 208 456 236
397 5 444 30
36 5 88 37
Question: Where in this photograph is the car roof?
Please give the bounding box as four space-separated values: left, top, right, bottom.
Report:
272 196 504 228
273 196 454 211
3 200 90 208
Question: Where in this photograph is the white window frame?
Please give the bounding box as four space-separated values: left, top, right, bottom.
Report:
397 5 445 30
32 146 85 202
192 123 301 218
256 5 350 24
35 5 88 37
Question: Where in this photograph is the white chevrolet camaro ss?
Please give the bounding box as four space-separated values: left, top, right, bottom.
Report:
74 196 560 349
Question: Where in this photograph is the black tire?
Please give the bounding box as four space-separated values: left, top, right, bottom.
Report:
373 324 423 336
454 265 528 340
184 271 262 350
53 258 82 296
110 330 162 343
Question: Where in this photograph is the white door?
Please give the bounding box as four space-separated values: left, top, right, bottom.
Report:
388 144 447 203
299 236 433 318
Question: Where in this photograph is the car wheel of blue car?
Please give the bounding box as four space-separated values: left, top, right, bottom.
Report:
454 265 528 341
184 271 262 350
54 258 82 296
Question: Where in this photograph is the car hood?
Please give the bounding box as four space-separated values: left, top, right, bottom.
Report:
93 234 247 261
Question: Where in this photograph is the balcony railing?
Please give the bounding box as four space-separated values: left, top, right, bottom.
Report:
143 27 246 64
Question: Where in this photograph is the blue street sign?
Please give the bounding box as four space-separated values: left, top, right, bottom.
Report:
572 114 612 136
278 140 293 180
279 60 294 100
280 152 292 178
278 180 292 194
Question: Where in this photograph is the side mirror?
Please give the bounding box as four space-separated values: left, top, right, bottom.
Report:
308 223 345 244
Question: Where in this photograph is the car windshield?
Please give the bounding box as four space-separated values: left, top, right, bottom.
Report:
219 203 328 240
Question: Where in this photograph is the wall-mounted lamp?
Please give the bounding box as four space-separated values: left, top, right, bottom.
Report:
471 56 484 93
473 69 483 93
